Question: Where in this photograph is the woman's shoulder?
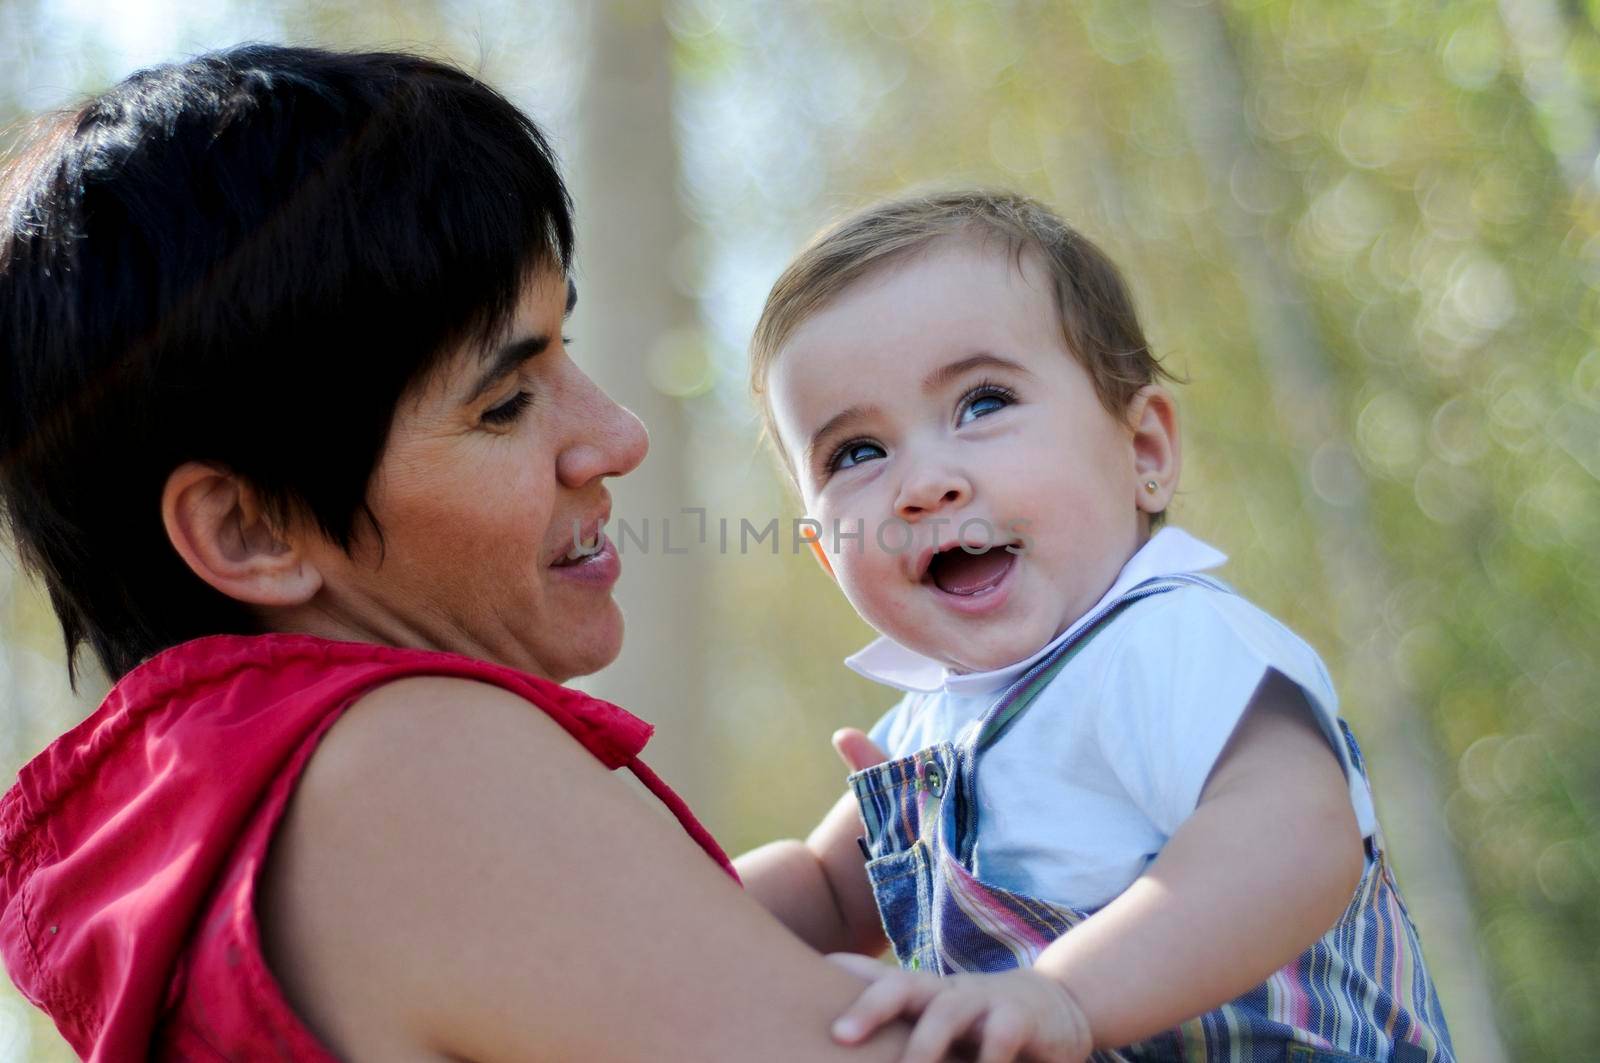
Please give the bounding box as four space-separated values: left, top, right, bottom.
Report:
300 674 642 822
168 676 545 1062
257 674 646 1057
257 674 901 1062
121 631 659 768
291 671 580 784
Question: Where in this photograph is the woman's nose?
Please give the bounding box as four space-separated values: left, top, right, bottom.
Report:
894 462 971 521
556 373 650 488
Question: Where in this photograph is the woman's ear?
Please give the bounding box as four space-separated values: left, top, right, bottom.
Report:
160 461 323 606
1126 385 1180 515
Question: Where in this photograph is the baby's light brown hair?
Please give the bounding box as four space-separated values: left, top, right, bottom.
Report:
749 189 1176 479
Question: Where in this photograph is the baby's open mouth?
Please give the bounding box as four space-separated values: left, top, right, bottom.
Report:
925 545 1016 596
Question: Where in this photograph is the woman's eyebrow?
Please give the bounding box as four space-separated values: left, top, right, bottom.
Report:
465 334 550 404
461 279 576 405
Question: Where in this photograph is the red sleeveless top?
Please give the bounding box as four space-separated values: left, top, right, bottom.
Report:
0 633 734 1061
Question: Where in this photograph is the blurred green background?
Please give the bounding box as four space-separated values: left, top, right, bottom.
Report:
3 1 1596 1059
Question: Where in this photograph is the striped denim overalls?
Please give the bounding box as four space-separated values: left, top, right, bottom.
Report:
848 575 1455 1063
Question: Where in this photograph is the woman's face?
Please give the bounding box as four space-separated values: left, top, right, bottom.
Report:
286 268 648 682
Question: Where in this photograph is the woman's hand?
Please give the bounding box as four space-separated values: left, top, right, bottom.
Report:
827 955 1093 1063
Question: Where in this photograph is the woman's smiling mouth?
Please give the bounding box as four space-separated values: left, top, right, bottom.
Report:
551 528 620 588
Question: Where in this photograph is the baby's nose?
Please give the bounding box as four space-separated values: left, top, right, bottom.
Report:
894 475 970 520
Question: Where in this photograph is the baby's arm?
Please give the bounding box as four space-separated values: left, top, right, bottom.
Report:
737 735 889 956
1030 670 1364 1047
833 671 1363 1060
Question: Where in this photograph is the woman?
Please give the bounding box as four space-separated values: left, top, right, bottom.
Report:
0 44 922 1060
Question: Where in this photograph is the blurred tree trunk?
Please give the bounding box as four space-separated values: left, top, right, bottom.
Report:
571 0 712 811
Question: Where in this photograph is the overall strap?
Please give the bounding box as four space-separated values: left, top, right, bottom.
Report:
963 573 1231 756
952 572 1232 865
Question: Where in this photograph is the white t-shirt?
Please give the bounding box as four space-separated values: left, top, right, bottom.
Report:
848 527 1377 911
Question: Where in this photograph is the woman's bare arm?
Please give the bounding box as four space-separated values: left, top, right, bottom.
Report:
259 675 922 1062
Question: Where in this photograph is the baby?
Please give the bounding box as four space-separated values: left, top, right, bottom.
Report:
736 191 1455 1062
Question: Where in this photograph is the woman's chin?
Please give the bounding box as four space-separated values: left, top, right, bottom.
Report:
547 601 626 683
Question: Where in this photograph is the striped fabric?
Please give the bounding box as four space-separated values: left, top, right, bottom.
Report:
848 577 1454 1062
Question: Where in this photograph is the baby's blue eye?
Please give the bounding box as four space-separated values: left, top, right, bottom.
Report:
831 440 886 471
958 383 1016 424
965 395 1006 419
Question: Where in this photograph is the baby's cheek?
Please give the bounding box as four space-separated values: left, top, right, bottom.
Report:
833 555 893 615
830 550 874 600
855 579 935 656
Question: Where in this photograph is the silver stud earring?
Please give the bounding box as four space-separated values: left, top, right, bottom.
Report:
1143 479 1159 494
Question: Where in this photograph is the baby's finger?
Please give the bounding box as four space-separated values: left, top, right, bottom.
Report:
901 990 990 1063
974 1003 1032 1063
831 972 939 1045
826 952 895 983
832 727 890 773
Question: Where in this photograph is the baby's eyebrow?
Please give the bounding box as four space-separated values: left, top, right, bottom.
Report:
922 352 1032 392
802 354 1032 470
804 403 880 470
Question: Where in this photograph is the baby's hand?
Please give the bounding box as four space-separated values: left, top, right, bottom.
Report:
832 727 889 773
827 953 1092 1063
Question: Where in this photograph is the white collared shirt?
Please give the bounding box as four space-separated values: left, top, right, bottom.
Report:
851 527 1377 910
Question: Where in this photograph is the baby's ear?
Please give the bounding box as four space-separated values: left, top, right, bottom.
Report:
1127 385 1180 515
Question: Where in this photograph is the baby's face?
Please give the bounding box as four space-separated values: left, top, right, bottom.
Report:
770 237 1165 673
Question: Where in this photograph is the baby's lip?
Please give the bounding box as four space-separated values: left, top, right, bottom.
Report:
911 535 1015 582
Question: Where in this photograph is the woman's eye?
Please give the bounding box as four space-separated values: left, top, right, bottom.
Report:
958 383 1016 424
830 440 886 472
483 390 533 426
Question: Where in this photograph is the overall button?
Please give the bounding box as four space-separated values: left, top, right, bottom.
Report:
922 765 944 796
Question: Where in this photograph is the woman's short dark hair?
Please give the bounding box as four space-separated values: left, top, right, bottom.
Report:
0 43 574 686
